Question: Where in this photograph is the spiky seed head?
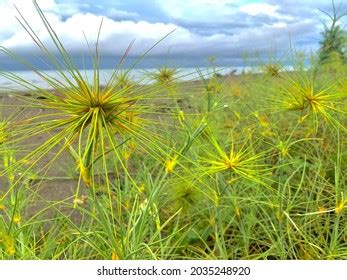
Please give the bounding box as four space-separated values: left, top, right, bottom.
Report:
76 159 91 187
165 155 178 173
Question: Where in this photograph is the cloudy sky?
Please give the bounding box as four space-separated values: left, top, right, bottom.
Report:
0 0 346 68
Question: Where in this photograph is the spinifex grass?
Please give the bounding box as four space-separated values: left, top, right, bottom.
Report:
0 1 183 258
149 66 179 86
273 70 347 132
0 1 179 200
0 0 346 260
263 64 282 77
198 130 273 188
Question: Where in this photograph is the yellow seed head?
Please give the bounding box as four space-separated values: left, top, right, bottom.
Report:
112 251 120 260
13 213 21 224
281 147 289 157
178 110 185 121
76 159 91 187
335 200 346 214
138 184 145 193
259 115 269 128
3 235 15 256
165 155 178 173
225 154 239 171
123 149 131 161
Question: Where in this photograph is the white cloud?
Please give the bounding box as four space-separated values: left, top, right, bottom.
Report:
240 3 278 17
158 0 238 22
0 0 320 59
108 8 139 19
240 3 294 21
0 3 184 56
271 22 287 28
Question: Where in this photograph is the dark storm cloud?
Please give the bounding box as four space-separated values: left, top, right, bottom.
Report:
172 12 283 36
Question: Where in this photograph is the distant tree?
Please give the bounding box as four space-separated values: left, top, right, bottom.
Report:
318 1 347 65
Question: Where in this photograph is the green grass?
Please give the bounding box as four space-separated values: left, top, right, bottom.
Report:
0 0 346 260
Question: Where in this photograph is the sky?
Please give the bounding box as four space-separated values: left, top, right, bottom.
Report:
0 0 346 68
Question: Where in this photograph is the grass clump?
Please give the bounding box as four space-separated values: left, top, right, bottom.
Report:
150 66 179 85
0 0 346 260
274 71 346 132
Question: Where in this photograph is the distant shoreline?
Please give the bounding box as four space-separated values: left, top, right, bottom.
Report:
0 66 245 92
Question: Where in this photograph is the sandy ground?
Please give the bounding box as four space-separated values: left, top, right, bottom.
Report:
0 92 87 220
